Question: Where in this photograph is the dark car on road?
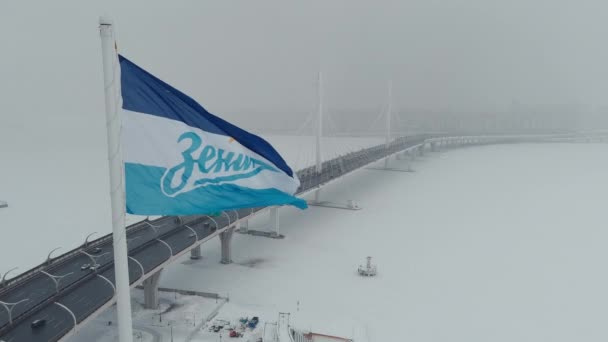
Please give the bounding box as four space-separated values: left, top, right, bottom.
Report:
31 319 46 329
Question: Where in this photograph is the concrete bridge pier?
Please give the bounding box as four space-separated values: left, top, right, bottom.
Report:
143 269 162 309
401 150 413 172
418 144 425 156
219 227 234 264
269 207 281 238
408 148 415 162
314 188 322 204
234 209 285 238
308 188 361 210
190 245 202 260
383 155 390 168
237 219 249 233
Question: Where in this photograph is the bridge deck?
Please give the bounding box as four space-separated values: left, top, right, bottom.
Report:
0 135 429 342
4 131 598 341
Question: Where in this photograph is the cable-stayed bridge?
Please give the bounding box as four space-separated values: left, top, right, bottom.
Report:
0 131 606 342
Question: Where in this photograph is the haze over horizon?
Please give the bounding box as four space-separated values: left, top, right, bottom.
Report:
2 0 608 137
1 3 608 341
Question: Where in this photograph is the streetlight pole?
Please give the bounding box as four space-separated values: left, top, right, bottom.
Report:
83 232 98 248
46 247 62 265
1 267 18 288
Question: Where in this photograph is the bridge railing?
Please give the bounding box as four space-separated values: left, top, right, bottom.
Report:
2 130 606 339
0 216 168 293
4 130 600 293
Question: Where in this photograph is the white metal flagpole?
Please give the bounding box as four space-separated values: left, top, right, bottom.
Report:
99 16 134 342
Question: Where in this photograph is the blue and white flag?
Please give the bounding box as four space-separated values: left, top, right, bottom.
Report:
118 55 307 215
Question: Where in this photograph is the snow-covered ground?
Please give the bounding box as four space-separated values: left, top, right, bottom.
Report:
4 140 608 341
70 289 224 342
0 135 381 273
150 143 608 342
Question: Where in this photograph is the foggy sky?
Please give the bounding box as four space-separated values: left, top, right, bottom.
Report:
0 0 607 164
0 0 606 271
2 1 607 127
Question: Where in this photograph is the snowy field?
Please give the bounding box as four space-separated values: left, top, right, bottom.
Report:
0 135 381 273
147 143 607 342
3 140 608 341
70 289 224 342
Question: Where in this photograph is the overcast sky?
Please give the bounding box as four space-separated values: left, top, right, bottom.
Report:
1 0 607 271
1 0 606 170
2 0 607 122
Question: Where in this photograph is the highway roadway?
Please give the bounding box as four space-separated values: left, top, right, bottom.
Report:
0 135 429 342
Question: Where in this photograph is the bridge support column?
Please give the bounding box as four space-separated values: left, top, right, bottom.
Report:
220 227 234 264
143 269 162 309
408 148 415 161
237 219 249 233
367 146 414 173
308 189 362 210
269 207 281 238
190 245 202 260
404 150 413 172
418 144 425 156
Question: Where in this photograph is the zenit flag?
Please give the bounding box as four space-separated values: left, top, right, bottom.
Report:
118 55 307 215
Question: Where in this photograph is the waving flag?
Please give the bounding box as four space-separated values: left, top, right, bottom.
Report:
118 55 307 215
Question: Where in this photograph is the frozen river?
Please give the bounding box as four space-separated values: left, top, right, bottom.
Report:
2 138 607 341
155 143 608 342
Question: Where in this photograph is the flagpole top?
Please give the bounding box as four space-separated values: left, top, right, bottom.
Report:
99 16 114 26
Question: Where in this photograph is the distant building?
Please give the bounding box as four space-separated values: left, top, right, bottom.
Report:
0 201 7 208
